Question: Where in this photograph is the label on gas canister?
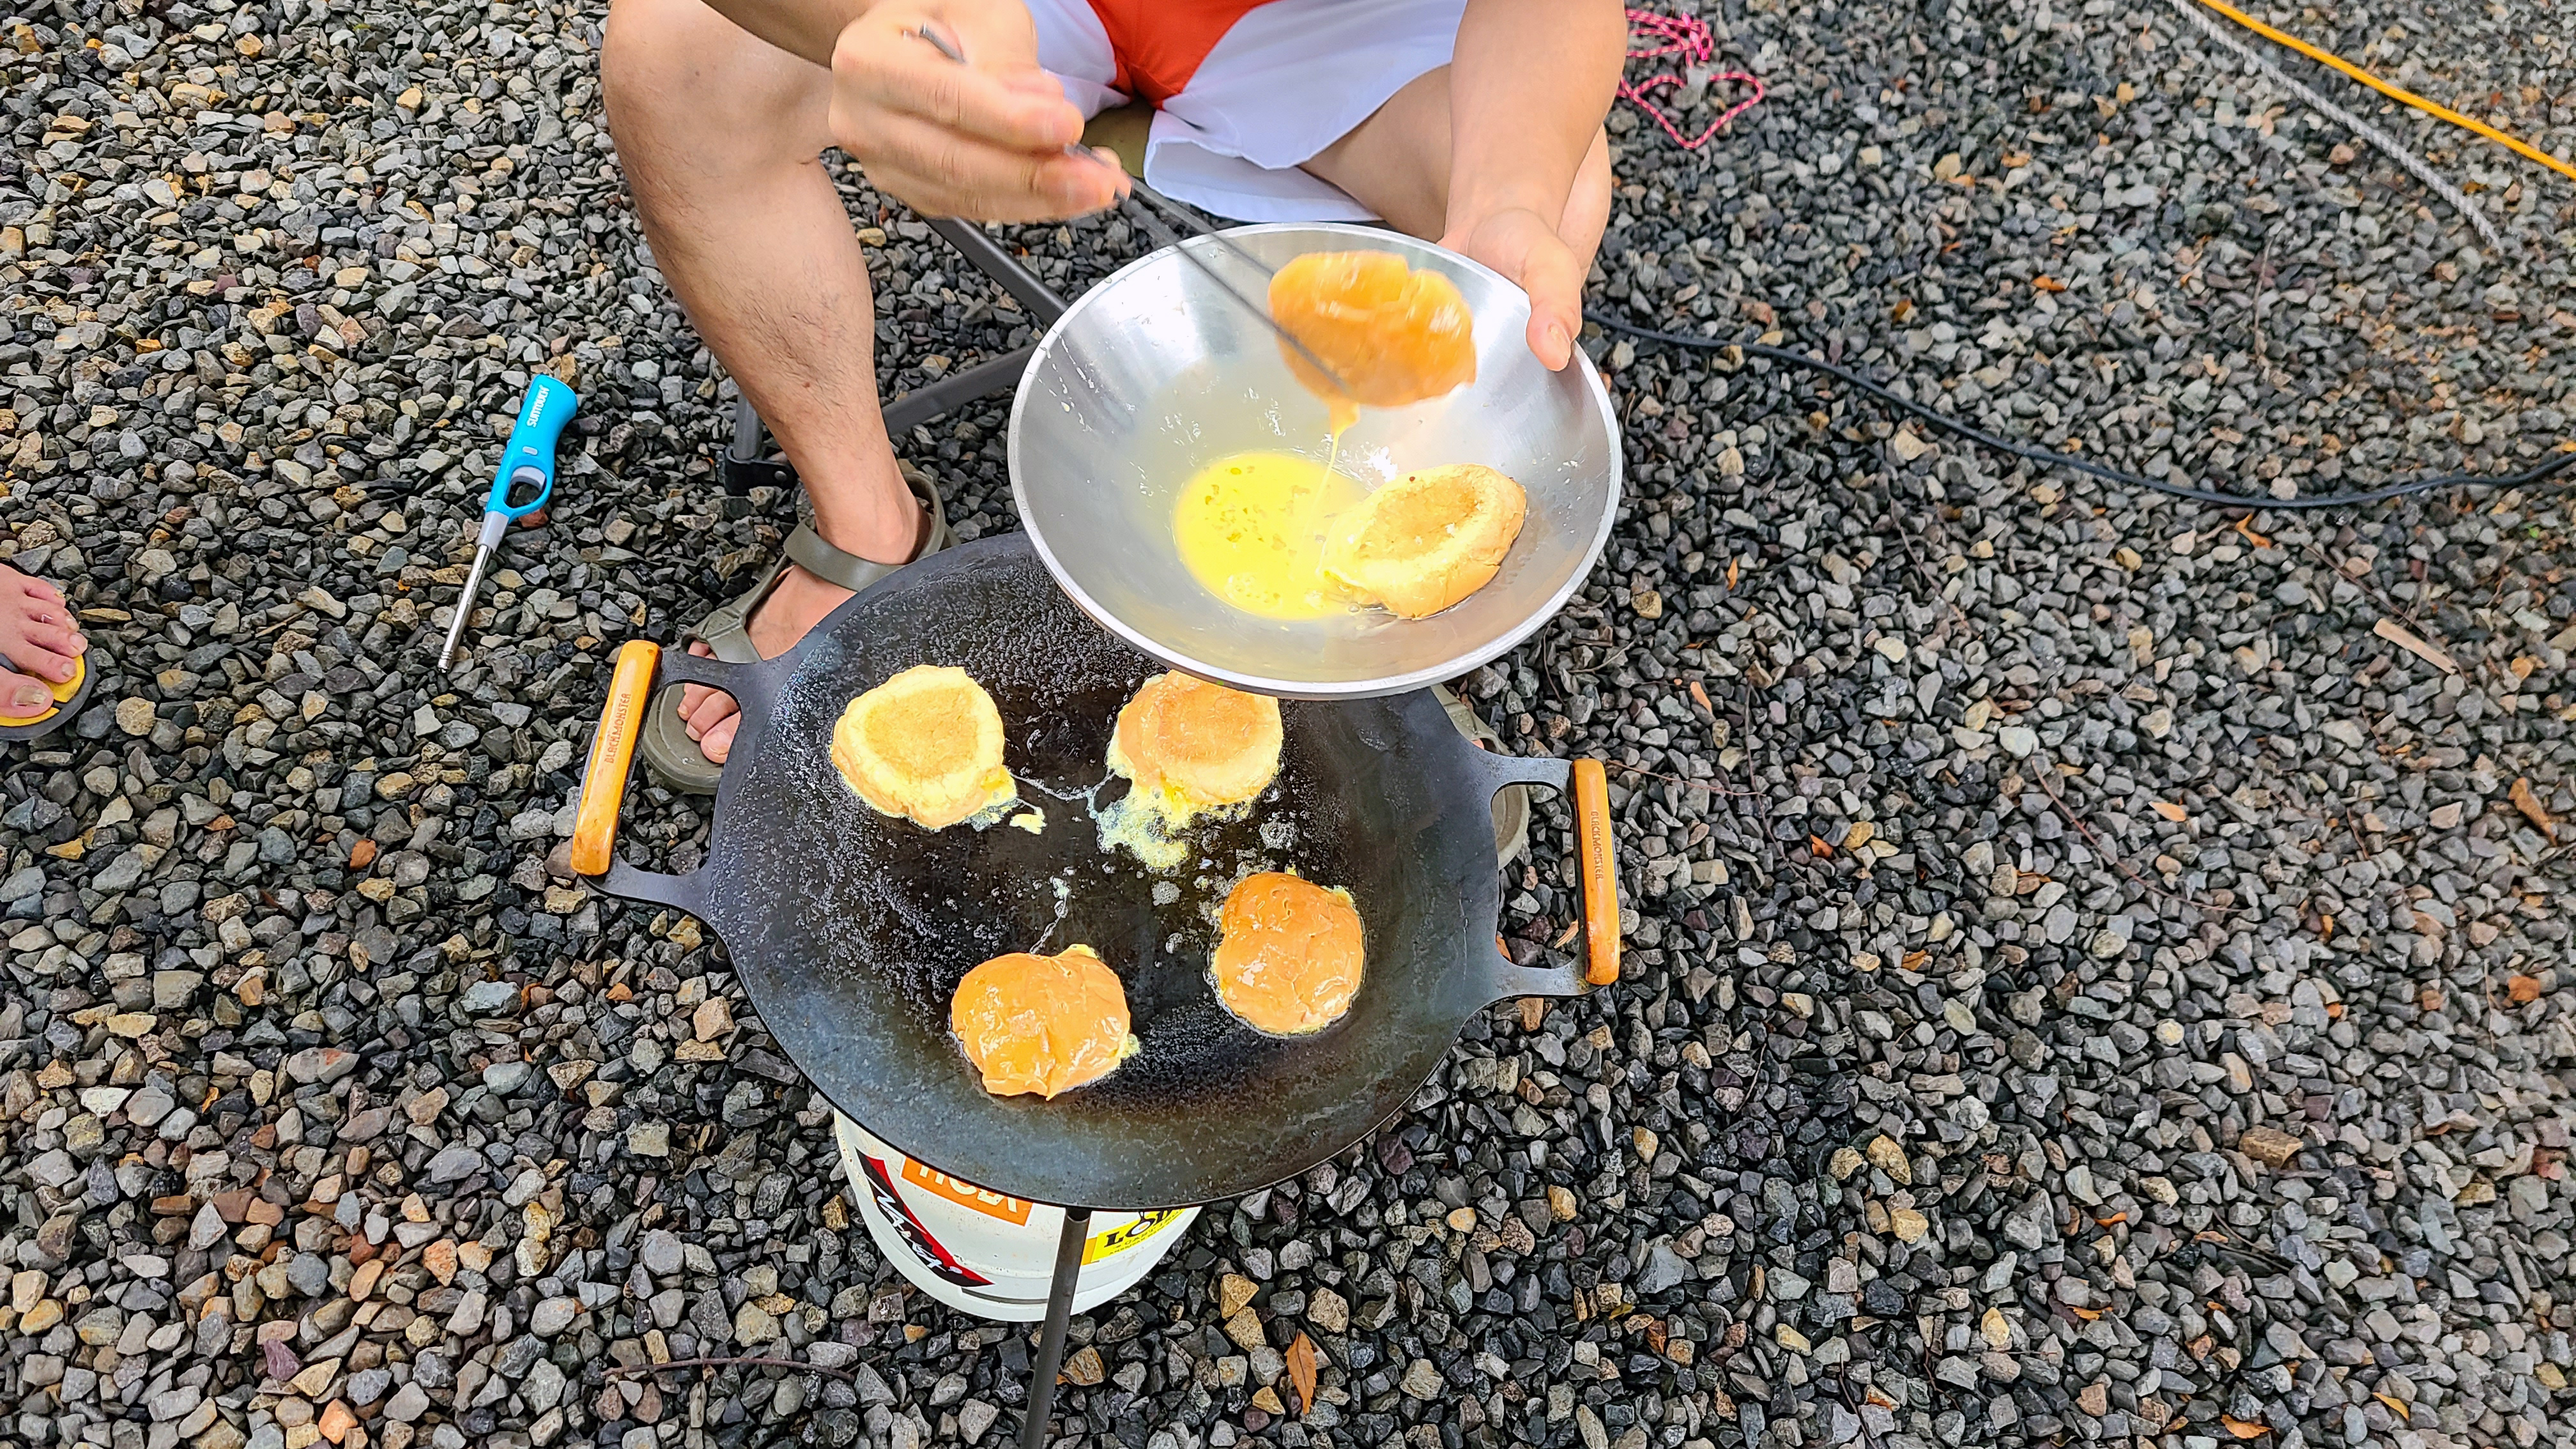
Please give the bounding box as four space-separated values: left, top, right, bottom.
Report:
902 1158 1036 1226
1084 1209 1186 1264
853 1152 993 1288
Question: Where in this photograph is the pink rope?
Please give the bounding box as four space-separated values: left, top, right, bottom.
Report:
1620 8 1763 150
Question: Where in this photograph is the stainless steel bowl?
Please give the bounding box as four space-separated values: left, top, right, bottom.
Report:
1008 221 1622 699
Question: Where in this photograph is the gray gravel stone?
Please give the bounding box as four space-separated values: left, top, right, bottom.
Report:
639 1227 682 1276
385 1383 433 1423
523 1359 567 1413
457 978 521 1015
427 1146 486 1184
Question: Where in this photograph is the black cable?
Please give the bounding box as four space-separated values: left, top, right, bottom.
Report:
1585 310 2576 511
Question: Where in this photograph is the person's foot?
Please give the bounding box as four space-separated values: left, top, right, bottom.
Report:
675 504 933 765
0 564 86 716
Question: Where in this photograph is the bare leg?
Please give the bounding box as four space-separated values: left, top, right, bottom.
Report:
603 0 930 765
0 564 84 716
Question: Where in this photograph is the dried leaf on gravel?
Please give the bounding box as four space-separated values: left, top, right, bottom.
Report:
2150 801 2188 822
1284 1333 1318 1415
2508 776 2557 839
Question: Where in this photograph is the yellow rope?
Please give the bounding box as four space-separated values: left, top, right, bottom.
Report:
2187 0 2576 185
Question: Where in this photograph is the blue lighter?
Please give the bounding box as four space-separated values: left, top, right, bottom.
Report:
438 374 578 668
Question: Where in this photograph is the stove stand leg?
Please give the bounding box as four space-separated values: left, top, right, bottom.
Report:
1020 1208 1091 1449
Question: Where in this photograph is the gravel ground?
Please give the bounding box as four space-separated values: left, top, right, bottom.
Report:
5 2 2576 1449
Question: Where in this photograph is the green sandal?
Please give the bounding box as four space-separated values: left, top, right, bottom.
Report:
638 464 953 795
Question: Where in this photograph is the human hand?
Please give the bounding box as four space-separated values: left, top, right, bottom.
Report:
826 0 1126 222
1441 204 1590 371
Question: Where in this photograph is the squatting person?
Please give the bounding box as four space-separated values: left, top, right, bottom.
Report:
596 0 1624 792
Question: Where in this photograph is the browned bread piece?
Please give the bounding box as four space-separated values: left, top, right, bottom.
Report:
951 945 1131 1098
1211 873 1363 1036
830 664 1017 829
1321 464 1528 618
1105 672 1283 818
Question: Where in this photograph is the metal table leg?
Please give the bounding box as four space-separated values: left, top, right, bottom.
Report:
719 396 798 495
1019 1208 1091 1449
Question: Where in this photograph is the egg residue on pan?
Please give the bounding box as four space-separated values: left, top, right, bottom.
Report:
949 945 1136 1099
1094 672 1282 871
1209 872 1363 1036
1091 793 1191 872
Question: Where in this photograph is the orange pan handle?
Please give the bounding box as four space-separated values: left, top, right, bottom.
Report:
1571 758 1620 985
569 640 660 877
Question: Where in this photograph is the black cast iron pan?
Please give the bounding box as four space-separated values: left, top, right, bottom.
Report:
571 533 1619 1209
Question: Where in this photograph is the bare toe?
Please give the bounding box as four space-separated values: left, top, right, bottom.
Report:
0 669 56 718
677 640 719 718
698 712 740 766
0 638 75 686
29 627 79 678
682 689 740 743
